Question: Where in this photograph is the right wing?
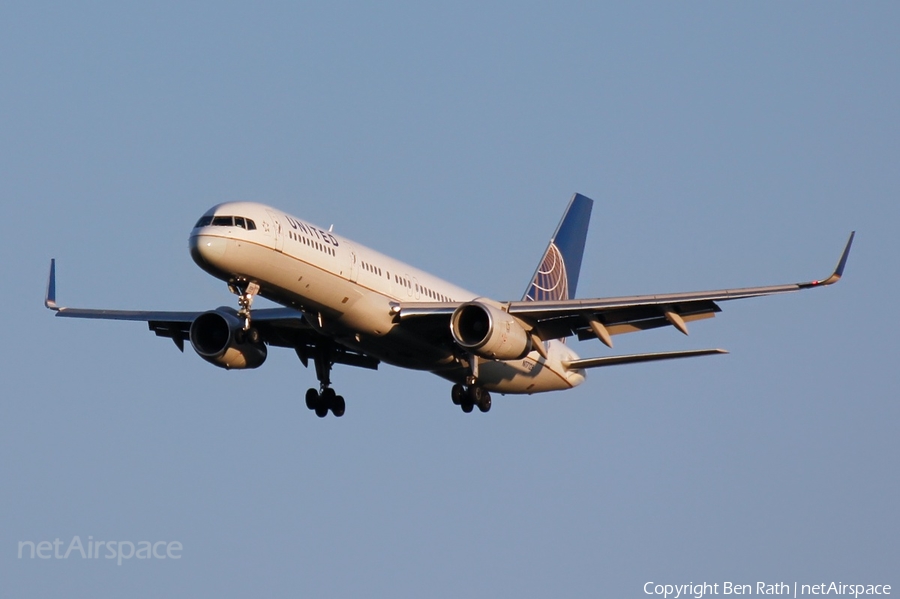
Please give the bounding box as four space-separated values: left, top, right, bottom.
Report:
507 232 855 345
391 232 854 349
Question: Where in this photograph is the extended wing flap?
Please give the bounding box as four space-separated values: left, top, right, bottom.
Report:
577 310 718 340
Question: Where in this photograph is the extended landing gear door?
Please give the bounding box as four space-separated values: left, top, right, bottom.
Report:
265 210 285 252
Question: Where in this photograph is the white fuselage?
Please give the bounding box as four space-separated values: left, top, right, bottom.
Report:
188 202 586 394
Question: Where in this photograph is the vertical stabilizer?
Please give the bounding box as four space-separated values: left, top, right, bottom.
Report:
522 193 593 301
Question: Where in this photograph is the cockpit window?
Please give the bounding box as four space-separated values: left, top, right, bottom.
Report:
196 214 257 230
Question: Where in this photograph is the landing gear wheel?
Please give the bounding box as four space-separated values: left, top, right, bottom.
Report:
477 390 492 413
246 327 260 344
451 384 465 406
467 386 486 407
315 404 329 418
332 395 346 417
305 388 318 411
456 386 491 414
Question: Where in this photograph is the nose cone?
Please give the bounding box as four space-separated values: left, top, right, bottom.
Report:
190 234 228 271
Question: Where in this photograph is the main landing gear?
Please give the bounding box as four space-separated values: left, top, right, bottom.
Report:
305 387 345 418
451 383 491 414
303 343 345 418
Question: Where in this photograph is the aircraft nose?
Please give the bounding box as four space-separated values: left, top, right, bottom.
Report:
189 234 227 269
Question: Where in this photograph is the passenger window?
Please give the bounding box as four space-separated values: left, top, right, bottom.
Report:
234 217 246 229
195 215 213 228
212 216 233 226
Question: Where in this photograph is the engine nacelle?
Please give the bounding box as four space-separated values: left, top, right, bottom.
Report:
450 301 532 360
189 309 267 370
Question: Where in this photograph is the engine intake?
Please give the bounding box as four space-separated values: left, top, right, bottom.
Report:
189 309 267 369
450 301 531 360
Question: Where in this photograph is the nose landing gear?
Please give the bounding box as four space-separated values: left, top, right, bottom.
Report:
228 281 261 343
451 383 491 414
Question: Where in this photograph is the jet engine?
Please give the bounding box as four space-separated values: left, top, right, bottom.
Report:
189 309 267 369
450 301 532 360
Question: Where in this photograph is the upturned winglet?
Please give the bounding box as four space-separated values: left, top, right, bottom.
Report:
45 259 59 310
799 231 855 289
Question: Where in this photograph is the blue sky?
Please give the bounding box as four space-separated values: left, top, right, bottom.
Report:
2 3 897 597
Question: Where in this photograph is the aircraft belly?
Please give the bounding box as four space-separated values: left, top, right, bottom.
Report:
477 356 576 394
433 355 584 394
341 330 455 371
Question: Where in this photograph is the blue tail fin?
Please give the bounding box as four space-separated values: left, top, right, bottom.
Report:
522 193 593 301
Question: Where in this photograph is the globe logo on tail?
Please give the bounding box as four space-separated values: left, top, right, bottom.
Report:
525 242 569 302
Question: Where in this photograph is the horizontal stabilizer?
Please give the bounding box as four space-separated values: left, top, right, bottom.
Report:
564 348 728 370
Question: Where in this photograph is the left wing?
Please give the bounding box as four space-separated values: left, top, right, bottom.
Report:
46 259 309 349
45 259 377 369
394 232 854 347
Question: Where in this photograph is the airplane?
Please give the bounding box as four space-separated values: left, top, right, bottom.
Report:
45 194 854 417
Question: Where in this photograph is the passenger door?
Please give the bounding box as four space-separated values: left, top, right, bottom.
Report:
346 243 359 283
264 210 285 252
